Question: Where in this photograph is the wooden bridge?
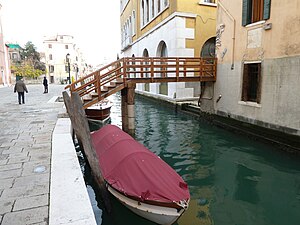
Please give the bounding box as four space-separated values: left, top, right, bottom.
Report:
65 57 217 133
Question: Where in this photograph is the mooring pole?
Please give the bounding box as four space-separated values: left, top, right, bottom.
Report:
62 91 111 213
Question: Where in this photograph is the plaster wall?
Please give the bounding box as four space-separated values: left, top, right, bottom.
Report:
217 0 300 64
215 57 300 135
124 15 197 99
214 0 300 136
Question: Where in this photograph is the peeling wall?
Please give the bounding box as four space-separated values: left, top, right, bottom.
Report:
215 0 300 136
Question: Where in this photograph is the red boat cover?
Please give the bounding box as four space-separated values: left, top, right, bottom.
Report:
91 124 190 203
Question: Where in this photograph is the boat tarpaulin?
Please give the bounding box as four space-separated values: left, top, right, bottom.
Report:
91 124 190 203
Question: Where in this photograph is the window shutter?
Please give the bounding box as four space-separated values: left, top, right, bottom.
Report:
242 0 251 26
263 0 271 20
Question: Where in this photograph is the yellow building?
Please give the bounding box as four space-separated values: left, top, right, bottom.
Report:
120 0 217 100
215 0 300 137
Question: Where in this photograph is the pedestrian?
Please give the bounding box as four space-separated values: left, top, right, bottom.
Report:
14 77 28 104
43 76 48 93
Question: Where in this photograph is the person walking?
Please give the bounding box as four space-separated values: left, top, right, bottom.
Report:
14 77 28 104
43 76 48 93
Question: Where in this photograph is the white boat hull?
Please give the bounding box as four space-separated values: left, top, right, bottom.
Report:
108 185 186 225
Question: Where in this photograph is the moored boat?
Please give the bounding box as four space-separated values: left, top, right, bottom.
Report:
85 99 113 122
91 125 190 225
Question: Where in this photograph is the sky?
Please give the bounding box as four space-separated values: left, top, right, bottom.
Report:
0 0 121 66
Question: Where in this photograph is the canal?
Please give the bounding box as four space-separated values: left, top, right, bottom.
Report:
81 93 300 225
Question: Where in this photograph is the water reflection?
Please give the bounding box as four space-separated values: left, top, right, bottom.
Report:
83 93 300 225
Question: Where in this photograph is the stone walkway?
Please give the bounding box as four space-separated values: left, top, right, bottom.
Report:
0 84 65 225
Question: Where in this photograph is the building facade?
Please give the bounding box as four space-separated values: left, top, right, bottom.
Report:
43 34 87 84
6 43 22 83
120 0 217 100
0 4 10 86
215 0 300 136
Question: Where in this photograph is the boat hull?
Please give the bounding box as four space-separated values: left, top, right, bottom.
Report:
85 101 112 121
107 185 186 225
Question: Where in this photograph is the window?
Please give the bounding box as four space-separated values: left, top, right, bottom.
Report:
146 0 149 22
152 0 155 18
163 0 168 7
142 0 145 25
65 45 68 49
12 53 18 59
241 63 262 103
204 0 215 3
132 11 136 35
49 65 54 73
49 54 53 60
48 44 52 48
242 0 271 26
157 0 161 13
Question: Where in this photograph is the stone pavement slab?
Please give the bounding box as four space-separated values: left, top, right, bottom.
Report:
1 206 48 225
0 84 96 225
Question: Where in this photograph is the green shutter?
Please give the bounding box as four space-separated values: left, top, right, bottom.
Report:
242 0 251 26
263 0 271 20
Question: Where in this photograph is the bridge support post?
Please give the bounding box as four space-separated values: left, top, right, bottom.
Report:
121 83 136 136
121 88 128 132
127 83 136 136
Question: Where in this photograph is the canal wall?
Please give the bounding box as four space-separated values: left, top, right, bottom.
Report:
135 91 300 154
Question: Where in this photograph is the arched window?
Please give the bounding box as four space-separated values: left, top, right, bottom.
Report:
200 37 216 58
132 11 136 35
163 0 168 8
156 41 168 95
142 0 145 25
152 0 155 18
146 0 149 22
131 54 136 78
157 0 161 13
142 49 150 91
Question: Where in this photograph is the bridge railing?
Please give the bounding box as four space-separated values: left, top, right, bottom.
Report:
65 57 217 103
123 57 216 80
65 58 124 98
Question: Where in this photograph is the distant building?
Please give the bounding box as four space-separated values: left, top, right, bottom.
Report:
0 4 10 86
6 43 22 83
120 0 217 100
42 34 87 84
6 43 21 63
215 0 300 136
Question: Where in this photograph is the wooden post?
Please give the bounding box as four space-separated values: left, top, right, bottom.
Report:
62 91 111 212
127 83 136 136
176 57 179 82
121 88 128 132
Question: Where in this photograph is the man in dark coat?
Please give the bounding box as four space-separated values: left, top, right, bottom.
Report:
14 77 28 104
43 76 48 93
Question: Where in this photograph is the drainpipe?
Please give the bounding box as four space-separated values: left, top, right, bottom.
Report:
218 1 236 70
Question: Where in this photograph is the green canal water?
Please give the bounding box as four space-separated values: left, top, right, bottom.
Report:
82 93 300 225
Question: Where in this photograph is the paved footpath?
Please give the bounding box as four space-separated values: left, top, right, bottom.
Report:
0 84 65 225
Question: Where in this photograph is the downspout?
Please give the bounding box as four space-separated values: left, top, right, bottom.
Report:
218 1 236 70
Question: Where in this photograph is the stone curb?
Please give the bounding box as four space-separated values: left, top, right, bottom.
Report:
49 118 96 225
